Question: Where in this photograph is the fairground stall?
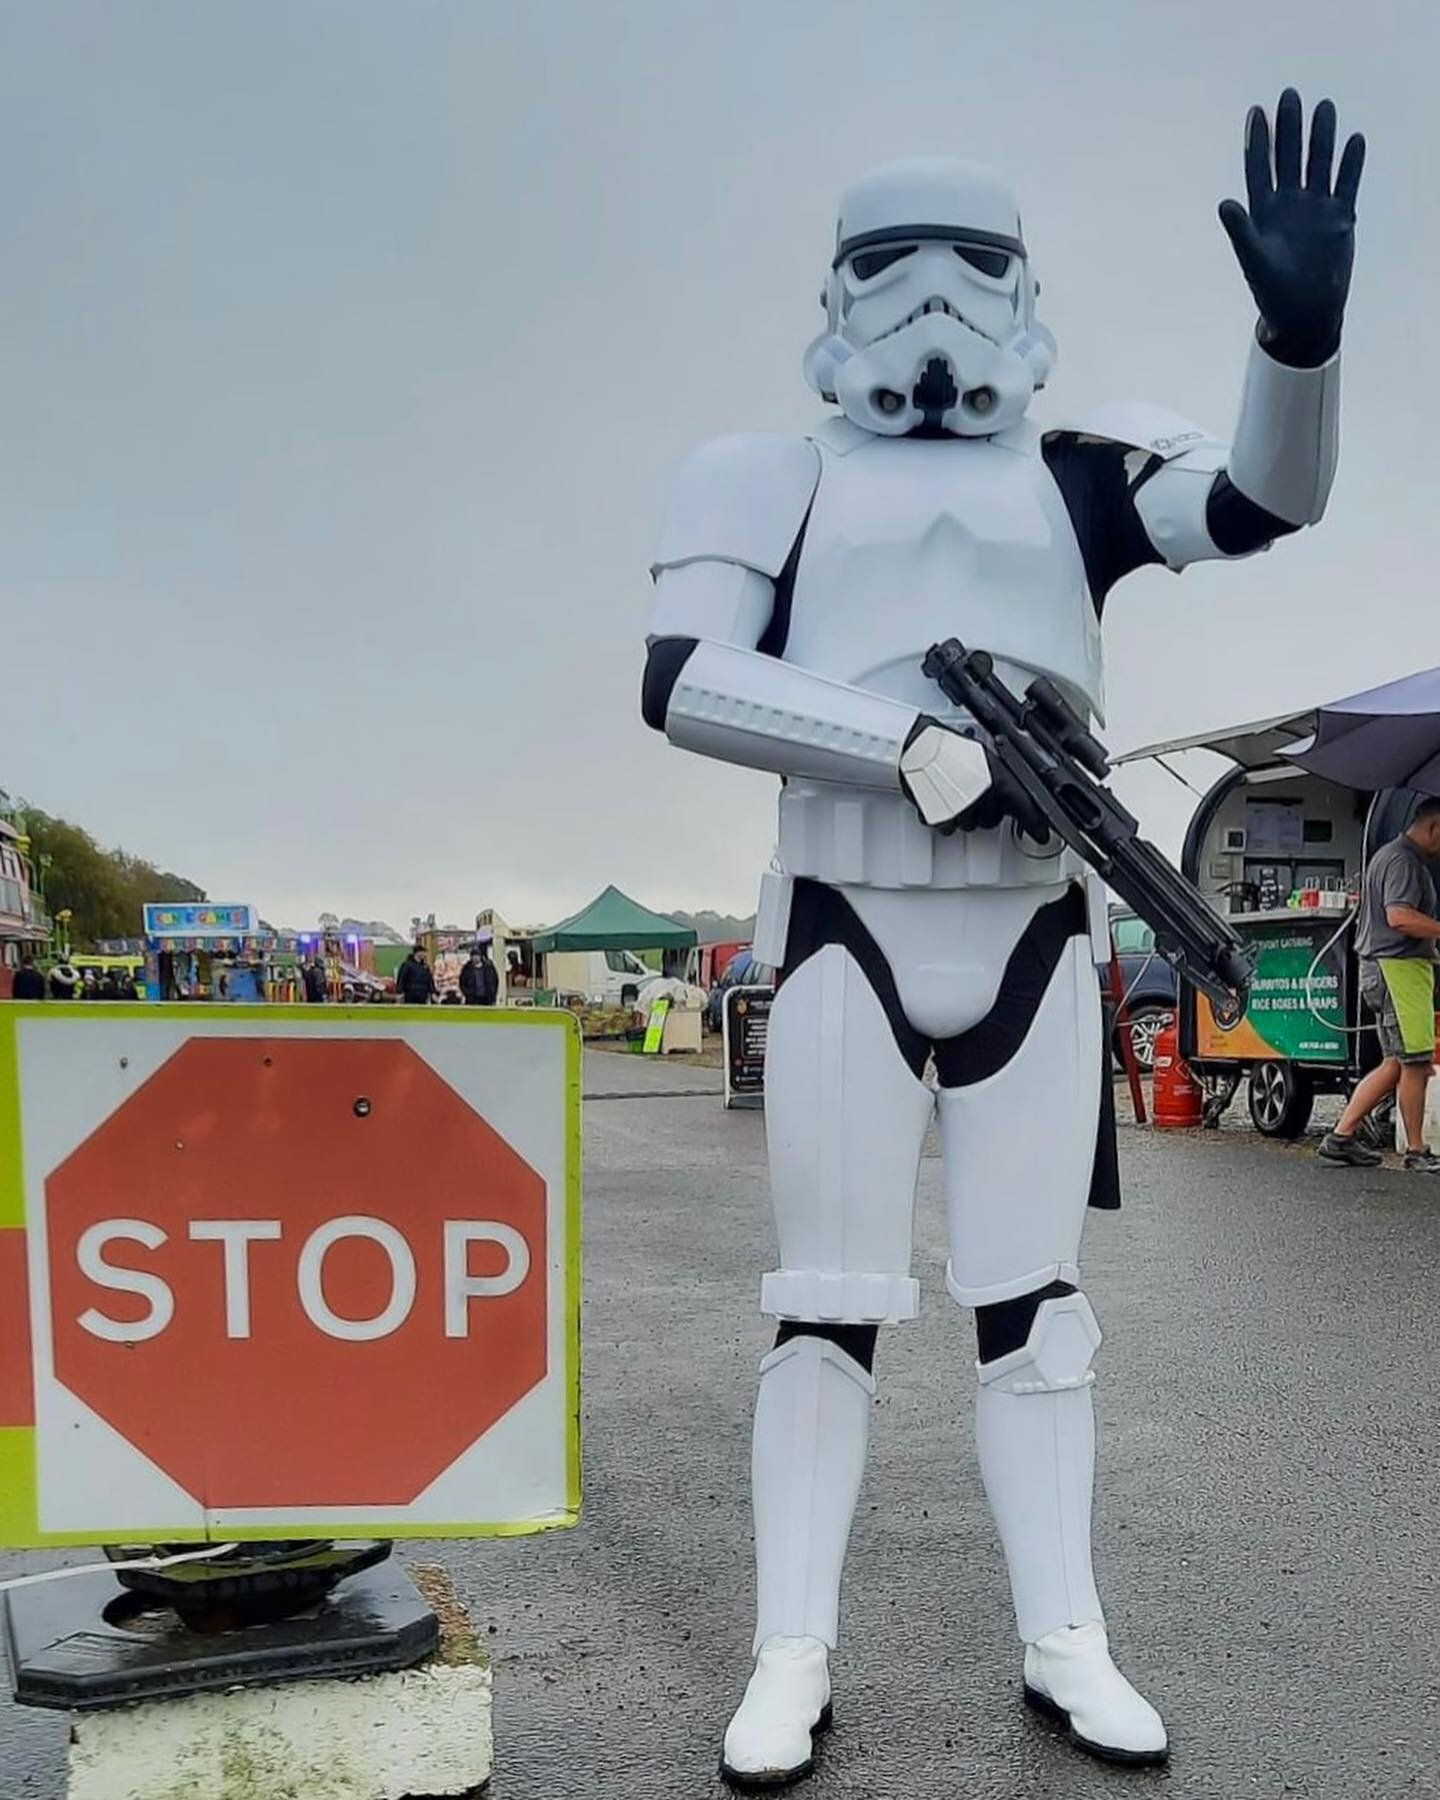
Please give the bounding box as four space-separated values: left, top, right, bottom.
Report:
1119 702 1429 1138
142 902 291 1002
475 908 541 1004
0 816 50 998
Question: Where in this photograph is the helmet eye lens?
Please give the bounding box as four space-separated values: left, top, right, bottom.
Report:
954 244 1012 278
851 245 916 280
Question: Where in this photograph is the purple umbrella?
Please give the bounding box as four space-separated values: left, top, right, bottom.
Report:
1284 666 1440 794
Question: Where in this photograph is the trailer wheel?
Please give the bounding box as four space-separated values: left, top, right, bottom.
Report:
1247 1061 1314 1138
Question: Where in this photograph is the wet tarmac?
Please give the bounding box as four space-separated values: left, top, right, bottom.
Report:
4 1051 1438 1796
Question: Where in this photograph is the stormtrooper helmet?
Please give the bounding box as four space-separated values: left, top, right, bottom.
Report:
803 157 1055 437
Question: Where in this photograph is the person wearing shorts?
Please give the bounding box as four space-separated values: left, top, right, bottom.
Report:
1320 799 1440 1171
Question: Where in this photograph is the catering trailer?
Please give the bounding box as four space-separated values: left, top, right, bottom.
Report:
1118 712 1427 1138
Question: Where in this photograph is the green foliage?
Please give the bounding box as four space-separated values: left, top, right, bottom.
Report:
4 800 206 949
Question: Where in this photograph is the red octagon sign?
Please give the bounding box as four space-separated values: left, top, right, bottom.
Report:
46 1039 547 1509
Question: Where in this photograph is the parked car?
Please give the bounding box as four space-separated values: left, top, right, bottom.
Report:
706 949 777 1033
1106 910 1178 1070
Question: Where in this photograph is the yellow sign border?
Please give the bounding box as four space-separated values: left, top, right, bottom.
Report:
0 1002 582 1546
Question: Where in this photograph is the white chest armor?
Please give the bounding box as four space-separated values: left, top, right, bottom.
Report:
776 420 1097 892
784 420 1103 718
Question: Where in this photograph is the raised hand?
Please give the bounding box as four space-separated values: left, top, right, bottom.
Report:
1219 88 1364 368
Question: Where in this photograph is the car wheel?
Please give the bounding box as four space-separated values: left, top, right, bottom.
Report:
1118 1005 1170 1072
1246 1061 1315 1138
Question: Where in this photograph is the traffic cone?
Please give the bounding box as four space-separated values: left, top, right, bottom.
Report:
1152 1012 1202 1129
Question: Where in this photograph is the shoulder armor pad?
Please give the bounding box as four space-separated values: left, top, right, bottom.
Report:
1065 401 1224 465
653 434 821 578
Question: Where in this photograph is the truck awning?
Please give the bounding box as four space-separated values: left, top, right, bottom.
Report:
1114 707 1317 771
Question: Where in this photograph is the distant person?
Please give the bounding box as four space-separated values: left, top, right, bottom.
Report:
395 945 436 1006
1320 799 1440 1172
48 960 79 1000
11 955 45 1000
303 959 328 1004
97 969 119 1000
460 944 499 1006
114 969 139 1001
81 969 101 1001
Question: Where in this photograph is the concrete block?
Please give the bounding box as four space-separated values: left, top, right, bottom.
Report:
67 1564 491 1800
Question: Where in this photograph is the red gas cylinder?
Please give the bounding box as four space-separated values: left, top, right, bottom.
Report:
1151 1012 1202 1129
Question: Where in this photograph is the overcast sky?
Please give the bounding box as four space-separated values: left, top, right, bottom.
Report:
1 2 1434 931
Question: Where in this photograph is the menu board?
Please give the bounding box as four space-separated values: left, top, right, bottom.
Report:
723 986 772 1109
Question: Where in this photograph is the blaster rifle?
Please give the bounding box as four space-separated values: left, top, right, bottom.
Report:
921 638 1252 1024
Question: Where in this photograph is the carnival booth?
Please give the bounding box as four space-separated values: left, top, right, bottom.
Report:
0 816 50 997
142 902 286 1002
475 908 541 1004
1119 672 1438 1138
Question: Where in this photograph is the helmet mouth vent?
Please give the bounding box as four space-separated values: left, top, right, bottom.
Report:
912 357 959 428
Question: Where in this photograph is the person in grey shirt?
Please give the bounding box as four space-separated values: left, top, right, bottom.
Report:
1320 798 1440 1170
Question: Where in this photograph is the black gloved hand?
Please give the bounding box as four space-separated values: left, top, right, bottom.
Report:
940 749 1052 845
1218 88 1365 368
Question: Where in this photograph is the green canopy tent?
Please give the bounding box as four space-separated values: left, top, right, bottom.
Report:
531 885 697 955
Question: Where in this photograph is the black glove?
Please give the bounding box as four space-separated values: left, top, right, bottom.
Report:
1218 89 1364 368
940 748 1052 845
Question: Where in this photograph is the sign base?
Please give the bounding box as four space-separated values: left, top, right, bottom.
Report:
63 1563 491 1800
3 1562 438 1711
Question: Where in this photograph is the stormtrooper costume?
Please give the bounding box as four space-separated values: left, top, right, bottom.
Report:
643 92 1362 1786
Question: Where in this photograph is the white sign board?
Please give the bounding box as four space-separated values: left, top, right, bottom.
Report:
0 1004 581 1546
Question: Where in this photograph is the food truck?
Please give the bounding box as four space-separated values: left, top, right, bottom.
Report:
1119 713 1427 1139
474 908 541 1004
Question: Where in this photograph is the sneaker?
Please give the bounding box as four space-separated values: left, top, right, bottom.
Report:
1317 1131 1383 1167
1403 1149 1440 1173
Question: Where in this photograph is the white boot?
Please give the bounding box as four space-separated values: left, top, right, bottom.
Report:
975 1292 1168 1765
1024 1622 1168 1763
721 1334 873 1788
721 1636 832 1788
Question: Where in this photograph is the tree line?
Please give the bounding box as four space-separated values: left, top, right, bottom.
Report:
1 794 206 950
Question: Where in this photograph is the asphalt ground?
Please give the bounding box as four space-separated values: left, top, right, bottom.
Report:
4 1050 1438 1797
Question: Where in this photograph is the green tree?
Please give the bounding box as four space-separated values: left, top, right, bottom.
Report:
9 805 208 949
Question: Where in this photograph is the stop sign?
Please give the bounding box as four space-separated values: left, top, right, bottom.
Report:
46 1037 548 1509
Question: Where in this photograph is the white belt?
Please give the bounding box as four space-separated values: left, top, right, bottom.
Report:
777 781 1083 891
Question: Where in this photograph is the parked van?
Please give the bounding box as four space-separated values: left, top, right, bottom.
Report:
543 947 654 1007
71 953 147 998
